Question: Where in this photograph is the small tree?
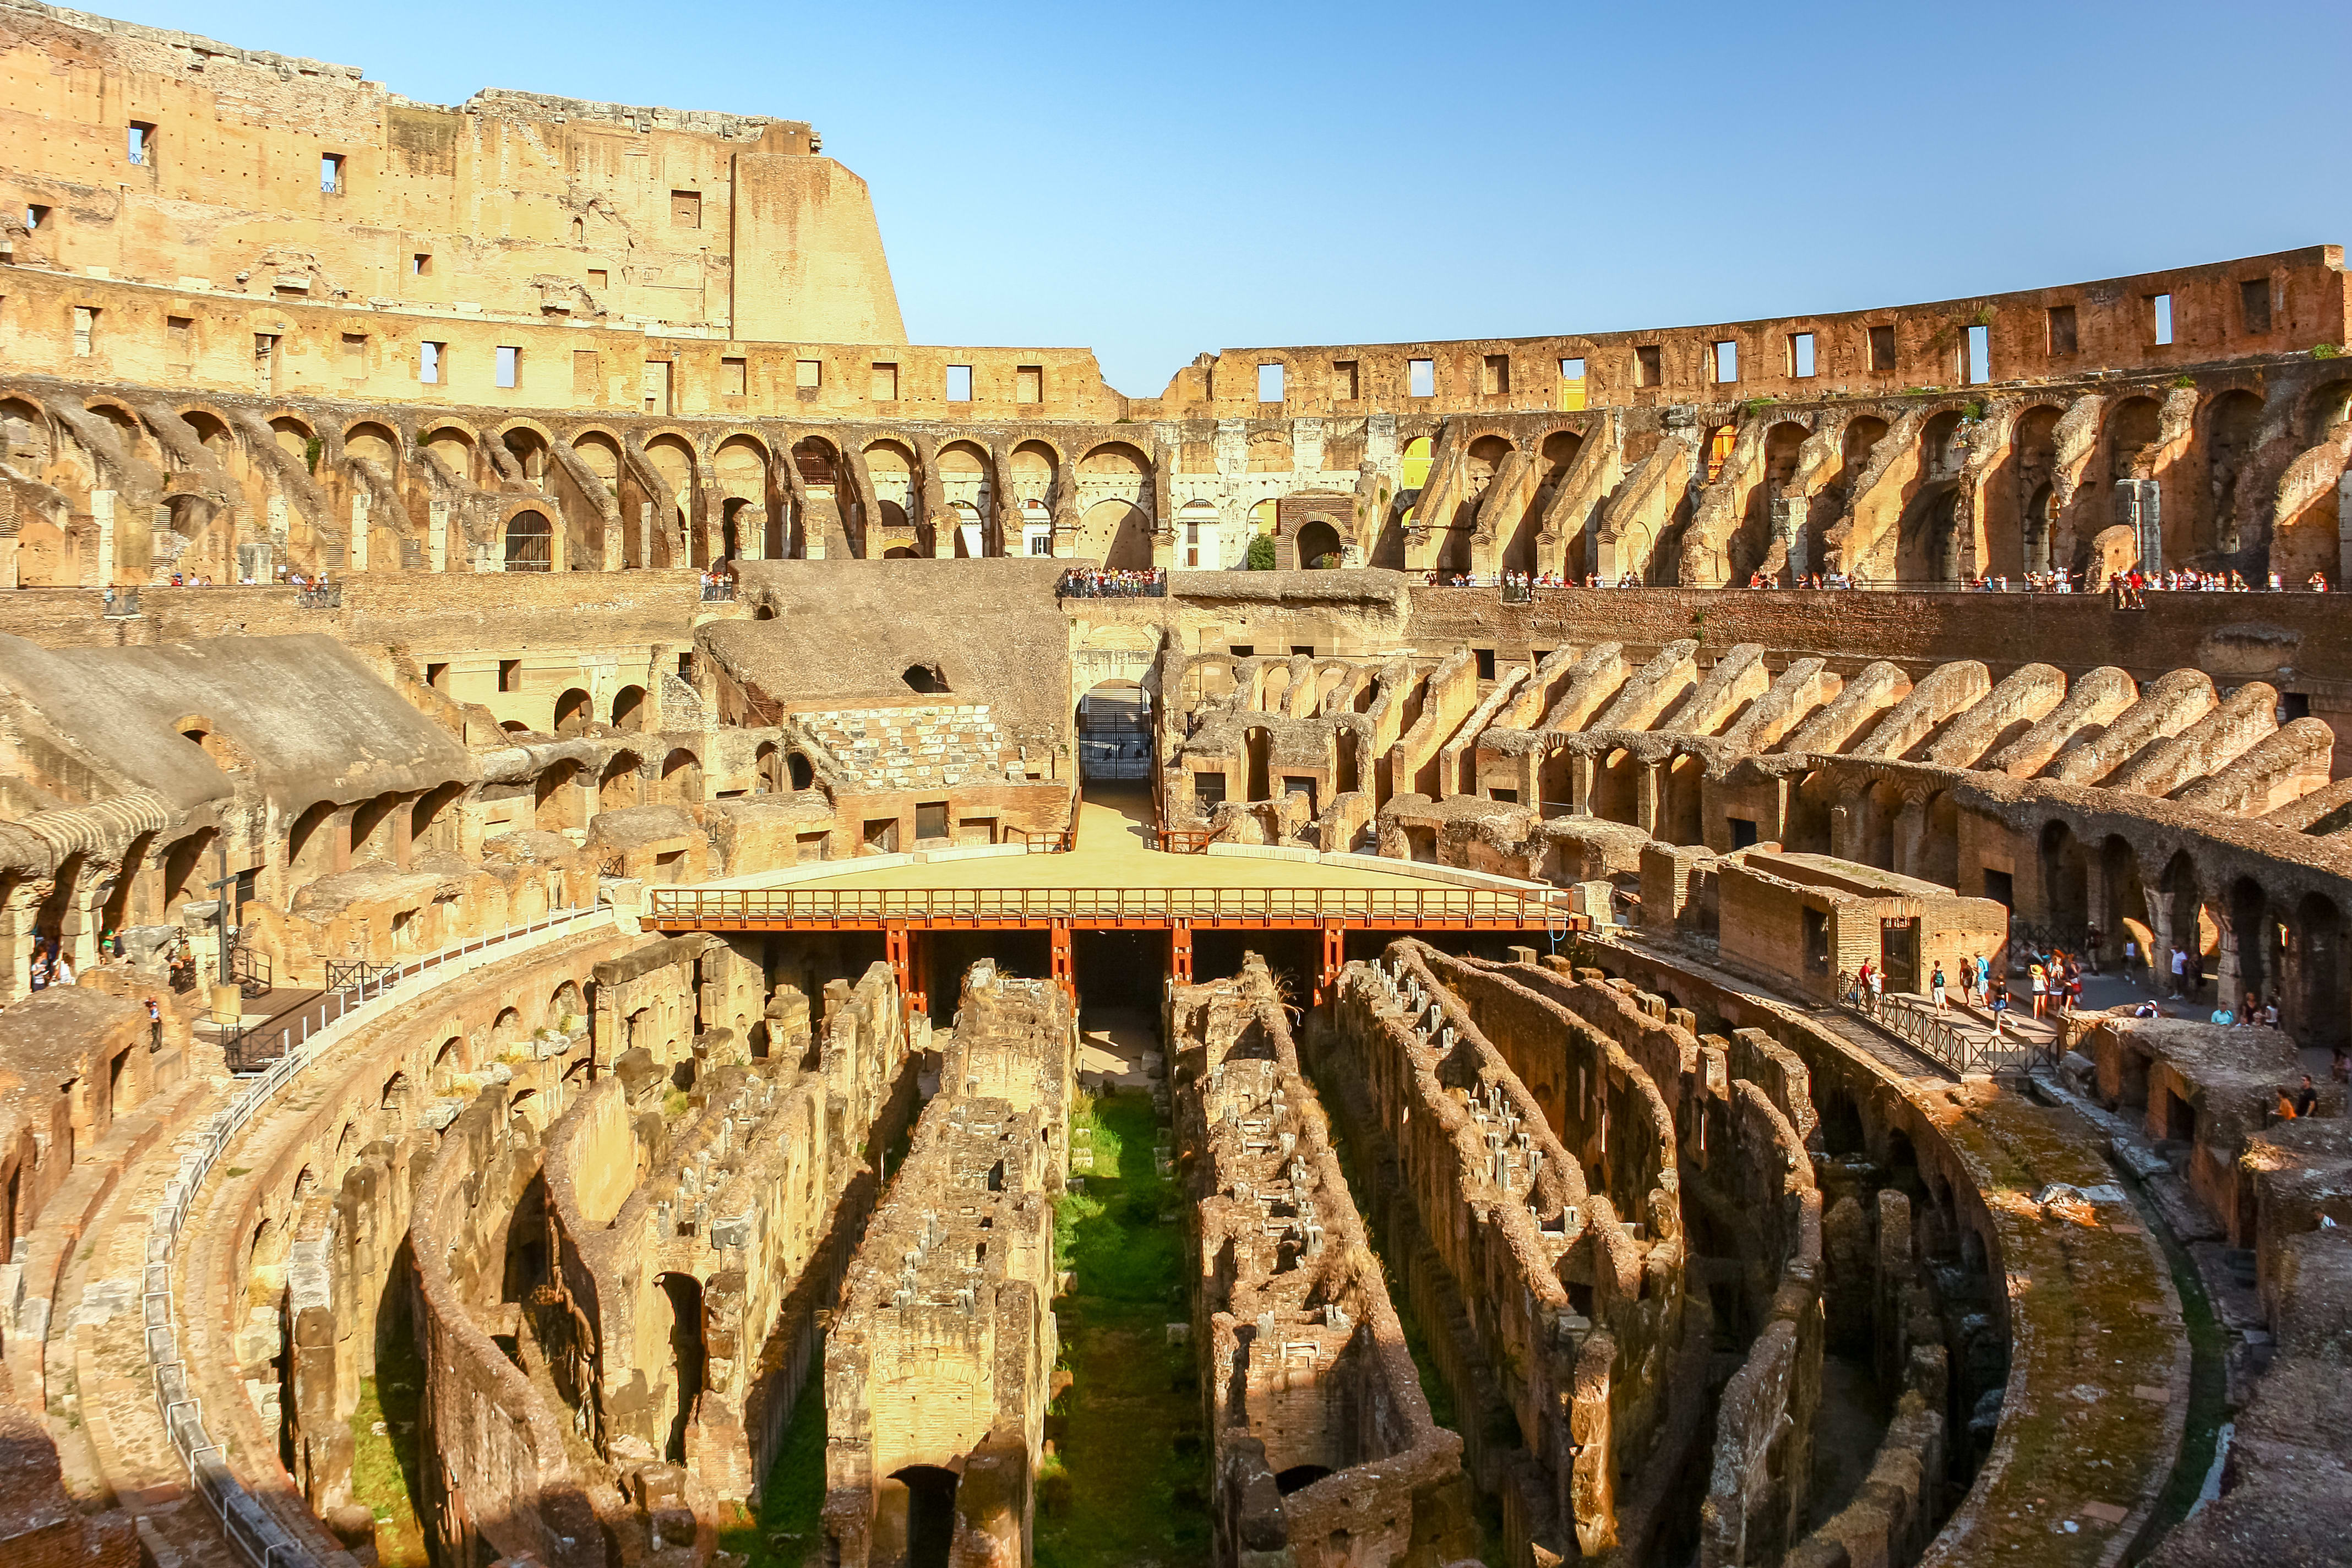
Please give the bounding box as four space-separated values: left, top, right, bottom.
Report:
1245 533 1277 570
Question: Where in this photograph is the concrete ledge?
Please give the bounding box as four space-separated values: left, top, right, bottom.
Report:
911 843 1035 865
1319 851 1560 895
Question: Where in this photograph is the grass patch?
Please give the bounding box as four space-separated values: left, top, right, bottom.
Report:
719 1386 827 1568
348 1330 429 1567
1038 1090 1208 1568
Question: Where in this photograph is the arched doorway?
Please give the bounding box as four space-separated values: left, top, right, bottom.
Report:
1078 680 1151 783
505 509 552 571
1295 518 1343 569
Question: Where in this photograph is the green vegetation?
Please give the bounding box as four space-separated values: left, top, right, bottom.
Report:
720 1386 827 1568
2172 374 2198 388
1244 532 1277 571
663 1087 691 1119
348 1330 430 1567
1038 1090 1207 1568
1739 395 1779 419
2313 342 2340 359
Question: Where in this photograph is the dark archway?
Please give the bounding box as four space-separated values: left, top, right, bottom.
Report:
656 1272 705 1464
894 1466 959 1568
504 509 553 571
1295 519 1343 569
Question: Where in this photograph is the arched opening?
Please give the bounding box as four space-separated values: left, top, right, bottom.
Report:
599 753 642 813
2039 820 2088 940
901 663 948 695
2022 483 2055 575
1077 499 1153 569
2107 397 2163 482
787 752 815 792
660 749 704 805
1275 1464 1333 1495
350 792 402 864
892 1466 960 1568
1335 728 1361 798
1077 681 1151 783
655 1272 706 1464
2293 892 2347 1049
2202 390 2263 562
554 688 592 735
1295 518 1343 569
2160 852 2208 1000
288 799 340 886
504 509 553 572
611 685 647 731
2099 836 2150 972
411 781 466 855
2229 877 2275 1014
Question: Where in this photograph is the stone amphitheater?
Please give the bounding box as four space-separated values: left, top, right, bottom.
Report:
0 4 2348 1567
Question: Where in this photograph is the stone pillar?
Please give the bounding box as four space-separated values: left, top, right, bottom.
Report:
739 506 765 562
351 489 370 573
1570 754 1595 816
391 796 414 872
428 501 449 574
1828 792 1862 862
91 488 115 587
2338 470 2352 587
1893 796 1928 879
1634 762 1661 836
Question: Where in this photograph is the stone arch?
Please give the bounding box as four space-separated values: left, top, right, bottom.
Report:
421 423 477 485
611 685 648 731
344 420 399 475
1077 499 1153 569
661 748 704 805
599 751 643 812
1295 518 1343 568
2106 396 2163 481
554 688 593 735
2201 389 2264 561
504 508 553 571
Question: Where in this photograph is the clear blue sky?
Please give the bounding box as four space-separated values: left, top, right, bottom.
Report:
121 0 2352 395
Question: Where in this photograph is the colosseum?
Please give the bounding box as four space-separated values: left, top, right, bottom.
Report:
0 5 2347 1567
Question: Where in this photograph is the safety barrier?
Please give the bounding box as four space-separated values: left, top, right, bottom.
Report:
143 905 606 1568
647 883 1574 930
1835 970 2057 1076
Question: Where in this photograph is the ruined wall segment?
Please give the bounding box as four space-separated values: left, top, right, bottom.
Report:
1172 954 1474 1567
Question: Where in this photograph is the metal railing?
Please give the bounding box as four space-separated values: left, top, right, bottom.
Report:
230 944 271 999
295 582 342 609
1835 970 2057 1076
646 884 1574 929
1056 568 1167 598
142 904 603 1568
1153 826 1216 854
1004 825 1075 853
700 578 735 602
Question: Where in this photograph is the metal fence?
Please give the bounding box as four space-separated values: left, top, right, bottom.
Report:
1834 970 2057 1076
646 883 1575 929
143 905 603 1568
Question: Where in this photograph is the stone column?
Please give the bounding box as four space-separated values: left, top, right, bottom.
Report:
351 489 370 573
92 488 115 587
1634 762 1661 836
428 501 449 574
1570 754 1596 816
1893 795 1928 879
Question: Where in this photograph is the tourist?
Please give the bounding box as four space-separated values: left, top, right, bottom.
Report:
2310 571 2330 592
146 995 162 1052
2171 945 2189 997
2333 1048 2350 1086
2122 935 2139 981
2064 967 2082 1014
1930 962 1948 1011
1989 978 2012 1034
1963 950 1985 1006
2085 923 2102 974
2029 957 2048 1018
2275 1086 2299 1120
2294 1076 2319 1117
51 952 73 988
1976 951 1993 1004
1868 963 1883 1002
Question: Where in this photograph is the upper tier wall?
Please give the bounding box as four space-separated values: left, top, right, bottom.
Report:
0 0 902 345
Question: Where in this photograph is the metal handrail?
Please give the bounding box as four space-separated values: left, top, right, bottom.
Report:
1834 970 2057 1076
644 883 1573 927
143 904 604 1568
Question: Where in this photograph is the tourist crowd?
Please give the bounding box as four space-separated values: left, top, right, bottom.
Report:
1058 567 1166 598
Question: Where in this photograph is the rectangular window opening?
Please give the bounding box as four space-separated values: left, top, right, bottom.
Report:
498 658 521 693
671 189 701 228
1966 323 1990 385
1474 647 1496 680
128 122 154 165
1408 358 1435 398
573 349 601 400
495 345 520 390
586 268 607 292
426 662 449 690
1559 356 1587 411
26 204 50 231
1483 354 1511 395
795 358 822 389
411 252 431 277
2240 279 2272 335
1333 359 1359 400
1711 340 1738 384
2149 292 2173 346
1789 333 1816 378
420 340 444 384
1015 364 1043 403
342 332 367 379
2046 304 2077 356
946 364 973 402
870 362 899 401
167 315 192 364
72 304 96 357
1868 325 1897 374
1256 362 1285 403
320 153 344 194
721 356 747 397
1634 345 1663 387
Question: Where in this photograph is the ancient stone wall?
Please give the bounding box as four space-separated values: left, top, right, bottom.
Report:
820 962 1072 1568
1173 955 1473 1566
